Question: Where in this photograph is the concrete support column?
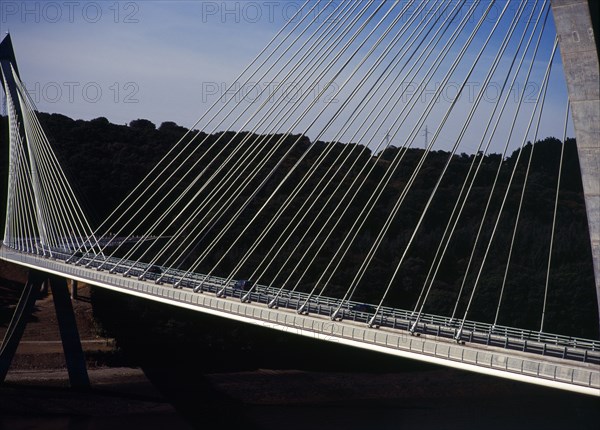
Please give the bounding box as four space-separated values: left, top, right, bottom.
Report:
49 276 89 388
70 279 78 300
551 0 600 327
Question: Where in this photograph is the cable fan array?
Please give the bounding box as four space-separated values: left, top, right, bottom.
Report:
3 1 585 335
1 63 100 257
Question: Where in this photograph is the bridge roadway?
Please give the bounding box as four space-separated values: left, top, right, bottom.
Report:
1 245 599 396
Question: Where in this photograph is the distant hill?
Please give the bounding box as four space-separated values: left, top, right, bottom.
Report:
0 113 597 340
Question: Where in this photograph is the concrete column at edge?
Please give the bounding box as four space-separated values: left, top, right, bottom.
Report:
550 0 600 329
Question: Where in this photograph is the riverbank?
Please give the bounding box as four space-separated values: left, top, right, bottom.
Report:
2 365 599 430
1 367 193 430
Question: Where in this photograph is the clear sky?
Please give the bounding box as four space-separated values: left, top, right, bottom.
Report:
0 1 573 153
0 1 289 126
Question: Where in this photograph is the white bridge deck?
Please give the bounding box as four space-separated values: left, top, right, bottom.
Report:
2 246 598 397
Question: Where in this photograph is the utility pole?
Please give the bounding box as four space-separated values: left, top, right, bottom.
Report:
423 125 429 147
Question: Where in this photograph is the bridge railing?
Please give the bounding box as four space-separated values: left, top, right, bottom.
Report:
5 246 598 392
3 246 599 363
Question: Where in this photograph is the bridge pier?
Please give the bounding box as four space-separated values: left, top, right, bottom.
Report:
0 269 89 388
49 275 90 388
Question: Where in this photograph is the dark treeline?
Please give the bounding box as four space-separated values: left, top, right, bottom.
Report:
0 113 597 343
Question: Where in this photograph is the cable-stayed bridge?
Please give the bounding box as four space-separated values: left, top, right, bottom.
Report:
1 0 599 396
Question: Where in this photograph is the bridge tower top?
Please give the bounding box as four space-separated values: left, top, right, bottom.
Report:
0 34 23 124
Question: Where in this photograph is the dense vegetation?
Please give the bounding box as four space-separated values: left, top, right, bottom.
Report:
0 113 597 345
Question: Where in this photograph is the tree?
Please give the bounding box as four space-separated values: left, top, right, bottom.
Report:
129 118 156 130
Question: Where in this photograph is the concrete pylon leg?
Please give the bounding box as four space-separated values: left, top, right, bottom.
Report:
0 270 45 383
551 0 600 330
49 275 90 389
0 270 90 388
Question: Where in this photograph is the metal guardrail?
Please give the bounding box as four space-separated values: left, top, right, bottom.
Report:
3 246 600 365
2 246 599 393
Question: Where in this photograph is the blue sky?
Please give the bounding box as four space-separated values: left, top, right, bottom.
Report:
0 1 573 153
0 1 289 126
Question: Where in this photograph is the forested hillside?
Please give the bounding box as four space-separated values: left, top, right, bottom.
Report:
0 113 596 341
